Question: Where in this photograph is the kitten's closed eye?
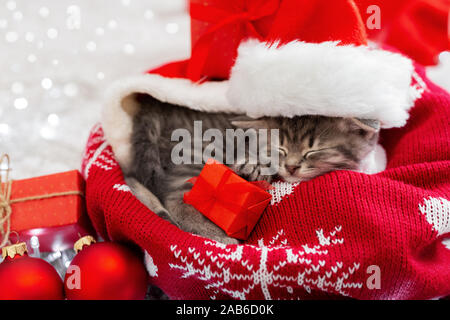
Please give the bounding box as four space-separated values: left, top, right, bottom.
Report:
303 147 334 158
278 147 288 157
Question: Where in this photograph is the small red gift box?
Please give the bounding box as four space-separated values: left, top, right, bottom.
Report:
2 170 94 252
184 159 272 240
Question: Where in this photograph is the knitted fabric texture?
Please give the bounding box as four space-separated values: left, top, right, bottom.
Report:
82 65 450 300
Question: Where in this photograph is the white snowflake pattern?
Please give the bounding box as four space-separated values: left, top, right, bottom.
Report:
145 252 159 277
419 197 450 237
83 141 118 178
410 70 428 101
113 184 131 192
442 238 450 250
269 181 300 206
168 226 363 300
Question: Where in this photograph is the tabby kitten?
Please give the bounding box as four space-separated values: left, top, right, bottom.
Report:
126 94 380 244
231 116 380 184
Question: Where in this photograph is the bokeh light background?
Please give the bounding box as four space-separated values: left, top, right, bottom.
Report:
0 0 188 178
0 0 448 179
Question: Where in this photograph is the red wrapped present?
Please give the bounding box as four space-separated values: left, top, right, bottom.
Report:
183 159 272 240
1 160 94 252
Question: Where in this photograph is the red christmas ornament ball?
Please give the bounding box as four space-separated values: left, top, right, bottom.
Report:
64 237 148 300
0 243 64 300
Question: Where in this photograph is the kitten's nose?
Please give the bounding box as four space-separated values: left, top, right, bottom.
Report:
285 165 299 175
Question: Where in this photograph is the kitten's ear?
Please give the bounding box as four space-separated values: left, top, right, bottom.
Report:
349 118 381 133
231 116 268 129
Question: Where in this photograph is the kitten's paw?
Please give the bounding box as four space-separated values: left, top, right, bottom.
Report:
232 163 273 183
233 162 259 180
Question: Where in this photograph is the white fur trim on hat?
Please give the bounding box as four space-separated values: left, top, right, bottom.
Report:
227 40 417 128
102 40 420 168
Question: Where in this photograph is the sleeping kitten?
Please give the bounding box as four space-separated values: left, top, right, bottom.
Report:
231 116 380 184
126 94 380 244
127 94 239 244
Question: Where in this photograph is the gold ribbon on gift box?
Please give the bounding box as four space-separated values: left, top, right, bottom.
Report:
0 154 84 248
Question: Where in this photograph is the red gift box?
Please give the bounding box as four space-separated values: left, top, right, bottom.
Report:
183 159 272 240
1 170 95 252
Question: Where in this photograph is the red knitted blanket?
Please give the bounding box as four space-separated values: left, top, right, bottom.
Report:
82 65 450 300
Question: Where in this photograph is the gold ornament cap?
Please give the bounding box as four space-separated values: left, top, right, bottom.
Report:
74 235 96 253
2 242 28 259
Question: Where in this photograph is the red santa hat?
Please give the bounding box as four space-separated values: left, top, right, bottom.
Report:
103 0 419 168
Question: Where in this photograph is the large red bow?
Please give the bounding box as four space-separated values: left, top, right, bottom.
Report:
187 0 280 81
